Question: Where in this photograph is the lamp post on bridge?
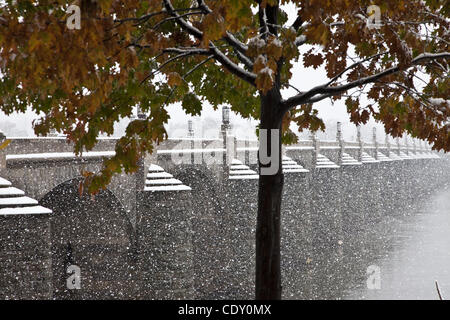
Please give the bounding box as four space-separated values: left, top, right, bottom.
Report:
129 105 146 192
310 131 319 167
187 120 194 138
137 105 146 120
220 105 233 167
356 125 363 162
220 105 231 137
396 137 401 156
385 134 391 157
372 127 379 160
0 129 6 169
48 128 59 137
336 122 344 166
130 105 146 121
187 120 196 164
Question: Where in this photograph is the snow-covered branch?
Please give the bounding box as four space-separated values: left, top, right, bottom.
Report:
282 52 450 111
209 42 257 85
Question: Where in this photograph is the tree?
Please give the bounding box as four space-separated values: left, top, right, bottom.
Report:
0 0 449 299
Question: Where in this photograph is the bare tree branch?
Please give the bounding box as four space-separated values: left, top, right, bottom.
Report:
162 55 215 105
139 48 210 84
325 51 388 87
152 11 204 30
183 55 215 79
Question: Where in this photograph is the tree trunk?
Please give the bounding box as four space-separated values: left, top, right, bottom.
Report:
255 88 284 300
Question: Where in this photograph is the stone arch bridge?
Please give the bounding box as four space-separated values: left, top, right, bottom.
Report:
0 122 449 299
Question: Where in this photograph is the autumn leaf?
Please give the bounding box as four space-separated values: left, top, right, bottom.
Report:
255 67 275 94
167 72 183 87
182 93 202 116
303 51 324 69
0 139 11 150
266 36 283 61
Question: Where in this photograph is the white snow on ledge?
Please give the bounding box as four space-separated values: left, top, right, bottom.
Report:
157 148 225 155
316 154 340 169
341 153 362 166
144 185 191 192
148 164 164 172
0 177 52 216
146 178 182 185
7 136 118 140
377 152 394 162
0 206 52 216
399 151 413 160
6 151 116 161
145 164 191 192
320 146 340 150
0 177 12 187
229 175 259 180
147 172 173 179
229 159 259 180
361 152 380 164
283 156 309 173
0 196 38 206
0 187 25 197
285 146 315 151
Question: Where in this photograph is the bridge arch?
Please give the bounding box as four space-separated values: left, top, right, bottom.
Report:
39 178 138 299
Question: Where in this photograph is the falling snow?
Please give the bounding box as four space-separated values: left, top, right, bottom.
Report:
0 123 449 300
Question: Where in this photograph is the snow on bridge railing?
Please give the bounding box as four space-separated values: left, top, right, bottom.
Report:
0 176 52 216
1 120 442 177
341 153 362 166
6 151 116 162
1 136 118 156
145 164 191 192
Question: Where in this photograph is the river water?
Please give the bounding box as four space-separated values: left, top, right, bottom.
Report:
341 187 450 300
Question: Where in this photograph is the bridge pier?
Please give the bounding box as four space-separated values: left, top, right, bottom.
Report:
308 166 343 299
281 170 312 299
223 177 258 299
0 214 52 299
136 189 195 299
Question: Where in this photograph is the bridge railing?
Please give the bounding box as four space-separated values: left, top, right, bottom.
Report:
0 118 443 174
